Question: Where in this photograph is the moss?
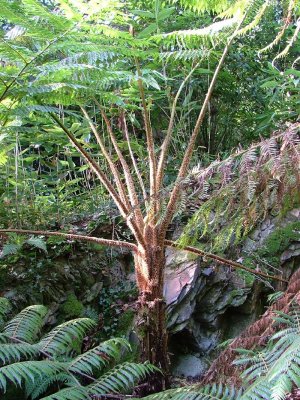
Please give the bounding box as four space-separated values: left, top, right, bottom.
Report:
278 191 300 219
61 293 84 317
227 288 244 301
237 258 256 287
117 309 135 336
241 221 300 273
257 221 300 264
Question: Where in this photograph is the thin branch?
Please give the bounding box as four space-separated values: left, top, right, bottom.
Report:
49 112 146 247
135 58 158 219
96 102 144 229
80 106 131 209
121 112 147 203
160 16 246 234
165 240 288 283
0 229 138 251
156 61 200 192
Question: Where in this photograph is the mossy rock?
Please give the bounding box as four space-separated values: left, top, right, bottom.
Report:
257 221 300 265
61 293 84 318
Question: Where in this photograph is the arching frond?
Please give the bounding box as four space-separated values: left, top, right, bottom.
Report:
0 343 38 366
3 305 48 343
69 337 131 376
88 362 159 395
40 386 90 400
138 383 242 399
26 372 80 400
38 318 96 356
0 360 66 392
236 309 300 400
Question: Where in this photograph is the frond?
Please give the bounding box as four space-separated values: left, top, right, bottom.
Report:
236 308 300 400
273 19 300 63
0 243 22 258
25 236 47 252
170 0 232 14
236 0 271 37
3 305 48 343
0 360 66 392
38 318 96 356
154 18 236 49
239 377 271 400
179 125 300 254
88 362 158 395
68 338 131 376
139 383 241 399
26 372 79 400
40 386 90 400
0 343 38 366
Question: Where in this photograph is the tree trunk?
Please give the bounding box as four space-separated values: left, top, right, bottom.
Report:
134 227 169 391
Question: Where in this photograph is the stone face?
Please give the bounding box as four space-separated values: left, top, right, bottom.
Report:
172 354 208 378
164 247 250 375
164 208 300 378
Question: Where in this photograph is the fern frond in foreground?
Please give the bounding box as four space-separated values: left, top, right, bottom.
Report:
0 298 158 399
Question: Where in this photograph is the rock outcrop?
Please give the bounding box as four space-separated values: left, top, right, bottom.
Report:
165 208 300 378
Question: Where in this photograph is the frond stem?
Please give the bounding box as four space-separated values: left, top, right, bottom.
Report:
135 58 158 220
0 229 137 251
156 61 200 192
160 15 246 234
96 102 144 229
50 113 146 247
80 106 131 209
165 240 288 283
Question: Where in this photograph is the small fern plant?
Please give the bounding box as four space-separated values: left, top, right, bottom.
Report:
0 298 158 399
138 307 300 400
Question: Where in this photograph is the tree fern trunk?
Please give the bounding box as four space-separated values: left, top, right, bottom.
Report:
134 231 169 391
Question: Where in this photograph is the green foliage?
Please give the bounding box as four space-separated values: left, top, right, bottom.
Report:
138 383 242 399
117 309 135 336
0 298 158 399
1 235 47 258
99 281 138 339
61 293 84 318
